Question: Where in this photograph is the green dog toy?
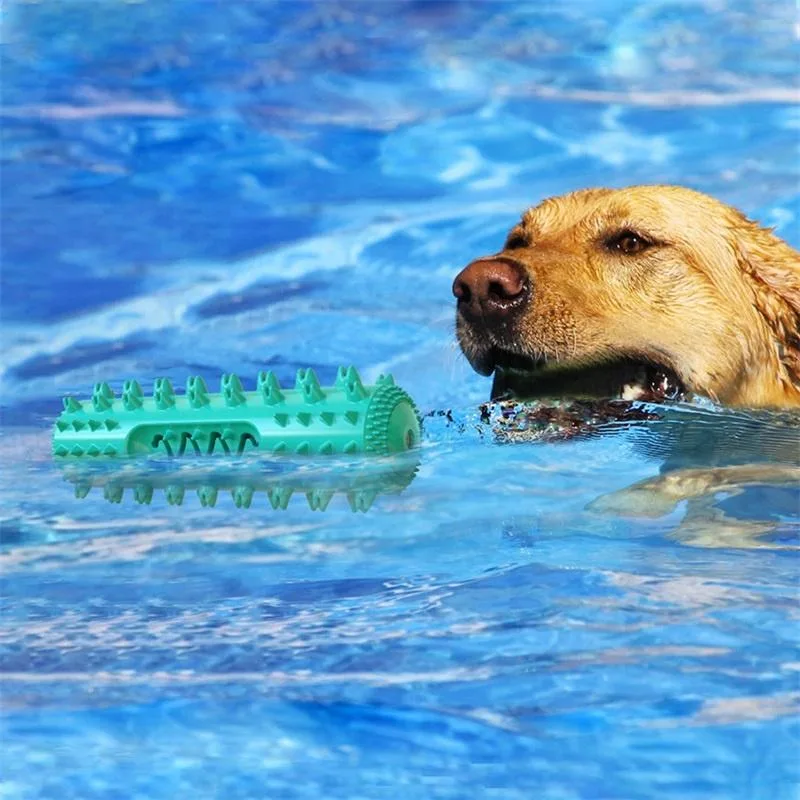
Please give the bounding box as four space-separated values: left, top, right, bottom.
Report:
53 367 420 459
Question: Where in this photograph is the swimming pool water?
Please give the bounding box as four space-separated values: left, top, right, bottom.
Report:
2 2 799 798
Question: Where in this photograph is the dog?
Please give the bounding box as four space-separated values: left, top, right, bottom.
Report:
453 185 800 410
453 185 800 548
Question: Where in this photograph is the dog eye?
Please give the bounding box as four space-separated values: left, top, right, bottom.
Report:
505 232 528 250
606 230 651 255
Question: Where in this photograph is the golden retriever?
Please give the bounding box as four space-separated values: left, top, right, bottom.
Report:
453 185 800 409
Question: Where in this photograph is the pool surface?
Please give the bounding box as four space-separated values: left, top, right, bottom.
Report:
2 2 799 798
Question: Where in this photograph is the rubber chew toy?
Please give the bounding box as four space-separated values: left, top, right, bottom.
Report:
53 367 420 459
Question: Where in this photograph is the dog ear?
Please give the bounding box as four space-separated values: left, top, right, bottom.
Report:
734 215 800 385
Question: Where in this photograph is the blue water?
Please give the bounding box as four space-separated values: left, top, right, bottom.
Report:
2 1 799 798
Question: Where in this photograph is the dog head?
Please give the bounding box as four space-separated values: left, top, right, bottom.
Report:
453 185 800 408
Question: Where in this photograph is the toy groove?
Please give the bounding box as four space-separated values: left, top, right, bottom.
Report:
53 367 420 459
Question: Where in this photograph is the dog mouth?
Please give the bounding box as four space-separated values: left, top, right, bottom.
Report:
484 348 687 404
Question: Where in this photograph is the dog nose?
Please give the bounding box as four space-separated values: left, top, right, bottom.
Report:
452 259 529 321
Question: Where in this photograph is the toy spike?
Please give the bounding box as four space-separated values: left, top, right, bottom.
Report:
186 376 210 408
336 366 367 401
134 484 154 505
165 485 185 505
153 378 175 409
267 487 292 510
222 373 246 407
92 382 115 412
103 484 123 504
232 486 254 508
53 367 420 459
347 490 377 513
307 489 334 511
258 370 284 405
221 427 236 444
198 486 218 507
295 368 325 403
122 380 144 411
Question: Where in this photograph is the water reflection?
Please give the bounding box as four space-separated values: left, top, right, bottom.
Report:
431 399 800 548
59 452 419 513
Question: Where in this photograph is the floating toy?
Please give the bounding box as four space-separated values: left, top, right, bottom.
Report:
53 367 420 459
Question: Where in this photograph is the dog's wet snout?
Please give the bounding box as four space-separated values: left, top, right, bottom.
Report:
452 259 530 322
